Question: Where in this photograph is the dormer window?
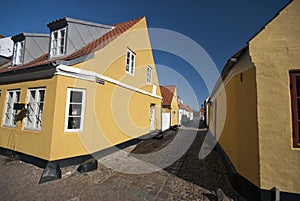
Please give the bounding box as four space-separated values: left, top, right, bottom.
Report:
50 27 66 57
126 48 135 75
12 41 24 65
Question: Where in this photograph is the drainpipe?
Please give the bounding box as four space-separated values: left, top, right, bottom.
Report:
274 187 280 201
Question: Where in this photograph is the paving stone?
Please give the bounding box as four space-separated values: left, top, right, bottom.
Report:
0 120 245 201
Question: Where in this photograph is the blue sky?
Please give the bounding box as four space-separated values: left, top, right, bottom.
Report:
0 0 290 110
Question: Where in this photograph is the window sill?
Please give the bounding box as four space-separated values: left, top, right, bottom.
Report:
64 129 84 133
24 128 41 132
125 71 134 76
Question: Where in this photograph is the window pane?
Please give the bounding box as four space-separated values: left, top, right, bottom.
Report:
60 29 65 37
15 91 20 102
4 113 10 125
67 117 81 129
70 91 82 103
53 32 58 39
69 104 82 116
38 90 45 102
38 103 44 115
296 76 300 97
29 90 35 102
25 89 45 130
26 115 34 128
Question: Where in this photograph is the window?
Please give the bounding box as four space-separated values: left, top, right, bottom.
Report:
290 72 300 147
152 84 157 95
12 41 25 65
3 90 20 127
50 27 66 57
146 66 152 84
65 88 86 132
25 88 45 130
125 48 135 75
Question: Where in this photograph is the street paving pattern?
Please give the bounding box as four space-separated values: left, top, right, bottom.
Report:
0 121 245 201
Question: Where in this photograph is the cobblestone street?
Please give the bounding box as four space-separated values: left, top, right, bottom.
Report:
0 121 245 201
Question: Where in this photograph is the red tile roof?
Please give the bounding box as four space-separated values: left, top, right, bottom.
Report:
0 16 144 74
160 86 176 106
178 102 193 112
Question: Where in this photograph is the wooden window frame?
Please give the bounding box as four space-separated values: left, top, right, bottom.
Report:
2 89 21 127
12 40 25 66
290 72 300 147
64 88 86 132
146 66 152 85
50 27 67 58
24 88 45 131
125 48 135 76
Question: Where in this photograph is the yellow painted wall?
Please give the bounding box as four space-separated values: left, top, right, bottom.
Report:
49 17 162 160
249 0 300 193
0 17 162 161
211 51 260 187
0 77 58 160
170 88 179 126
73 17 160 95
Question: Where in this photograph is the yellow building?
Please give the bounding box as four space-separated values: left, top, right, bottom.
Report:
0 17 162 177
160 86 179 131
209 1 300 200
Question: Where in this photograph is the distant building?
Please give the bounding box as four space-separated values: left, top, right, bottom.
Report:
160 85 179 131
178 101 193 125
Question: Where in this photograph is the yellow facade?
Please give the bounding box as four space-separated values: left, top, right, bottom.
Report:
249 0 300 193
210 0 300 195
210 51 260 187
0 17 162 161
170 88 179 126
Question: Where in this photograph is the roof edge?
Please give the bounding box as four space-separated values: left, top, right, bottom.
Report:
247 0 293 44
47 17 113 30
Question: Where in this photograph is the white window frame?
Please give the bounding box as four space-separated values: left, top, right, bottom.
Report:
146 66 152 85
125 48 135 75
50 27 67 58
24 88 45 131
64 88 86 132
12 41 25 66
2 89 20 127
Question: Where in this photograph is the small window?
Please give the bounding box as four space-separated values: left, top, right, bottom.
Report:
12 41 25 66
65 88 86 132
146 66 152 84
290 72 300 147
2 89 20 127
25 88 45 130
50 27 66 57
125 48 135 75
152 84 157 95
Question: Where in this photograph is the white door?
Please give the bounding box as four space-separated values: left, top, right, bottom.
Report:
162 112 170 131
150 105 155 131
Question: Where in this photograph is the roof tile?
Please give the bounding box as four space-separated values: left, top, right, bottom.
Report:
160 86 176 106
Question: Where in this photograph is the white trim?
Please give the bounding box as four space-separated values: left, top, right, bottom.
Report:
64 88 86 132
24 88 45 131
125 48 135 76
12 40 25 66
146 66 152 85
2 89 20 127
50 27 67 58
55 65 162 99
